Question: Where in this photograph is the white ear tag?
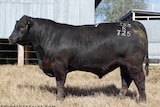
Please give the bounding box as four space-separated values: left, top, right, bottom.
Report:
25 24 28 30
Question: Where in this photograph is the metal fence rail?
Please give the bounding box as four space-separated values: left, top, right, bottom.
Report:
0 39 38 64
140 20 160 62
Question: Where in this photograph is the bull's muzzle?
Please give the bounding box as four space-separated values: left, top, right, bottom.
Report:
8 38 16 45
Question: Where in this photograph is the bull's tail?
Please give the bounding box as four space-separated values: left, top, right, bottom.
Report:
144 25 149 76
135 21 149 76
145 50 149 76
140 22 149 76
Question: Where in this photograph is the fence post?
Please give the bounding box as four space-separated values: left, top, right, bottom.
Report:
17 44 24 66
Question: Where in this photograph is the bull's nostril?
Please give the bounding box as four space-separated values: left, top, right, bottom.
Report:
8 38 13 44
8 38 11 42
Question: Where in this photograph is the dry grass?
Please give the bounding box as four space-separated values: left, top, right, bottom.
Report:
0 65 160 106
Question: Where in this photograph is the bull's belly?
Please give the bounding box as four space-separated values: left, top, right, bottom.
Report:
68 61 120 78
40 65 55 77
39 54 121 78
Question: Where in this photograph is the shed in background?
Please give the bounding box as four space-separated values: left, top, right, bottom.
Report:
0 0 95 39
120 9 160 63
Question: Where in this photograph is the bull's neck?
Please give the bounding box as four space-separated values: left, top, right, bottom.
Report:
28 19 56 56
28 27 45 58
29 20 45 48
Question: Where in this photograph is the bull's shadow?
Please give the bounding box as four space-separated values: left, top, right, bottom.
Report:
17 84 137 99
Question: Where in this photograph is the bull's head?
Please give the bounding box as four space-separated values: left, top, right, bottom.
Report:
9 15 32 45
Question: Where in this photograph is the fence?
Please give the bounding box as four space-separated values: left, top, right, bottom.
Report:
0 39 37 65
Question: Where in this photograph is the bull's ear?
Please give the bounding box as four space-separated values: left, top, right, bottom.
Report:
25 21 31 30
26 18 33 30
24 15 32 25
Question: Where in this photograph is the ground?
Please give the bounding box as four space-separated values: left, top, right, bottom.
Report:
0 65 159 107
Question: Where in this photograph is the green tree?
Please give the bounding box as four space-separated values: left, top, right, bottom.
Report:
96 0 147 22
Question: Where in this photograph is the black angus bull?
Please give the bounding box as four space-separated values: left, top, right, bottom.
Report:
9 15 149 102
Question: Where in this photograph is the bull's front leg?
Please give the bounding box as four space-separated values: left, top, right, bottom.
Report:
53 60 67 101
56 75 66 100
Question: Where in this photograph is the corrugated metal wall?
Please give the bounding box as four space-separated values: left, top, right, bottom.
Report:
140 20 160 60
0 0 95 38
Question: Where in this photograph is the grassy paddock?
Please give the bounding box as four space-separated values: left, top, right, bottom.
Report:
0 65 159 107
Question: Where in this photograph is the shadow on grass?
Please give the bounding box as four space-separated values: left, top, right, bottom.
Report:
17 84 137 99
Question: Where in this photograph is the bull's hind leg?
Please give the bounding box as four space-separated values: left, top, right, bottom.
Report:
129 66 146 102
119 66 132 98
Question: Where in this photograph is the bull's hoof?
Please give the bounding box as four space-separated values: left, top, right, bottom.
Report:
118 93 126 99
56 93 65 101
56 96 65 101
138 97 146 103
137 92 146 103
118 89 128 99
